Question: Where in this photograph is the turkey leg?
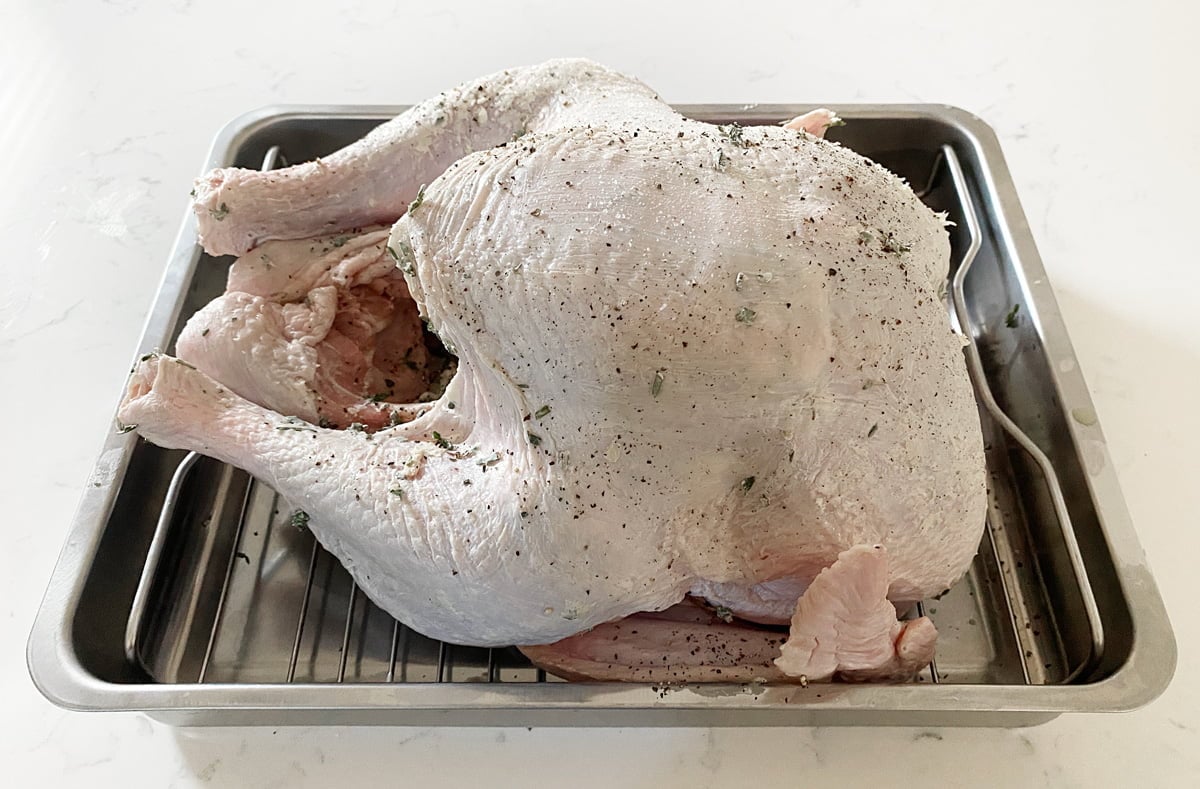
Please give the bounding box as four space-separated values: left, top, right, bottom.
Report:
192 59 667 256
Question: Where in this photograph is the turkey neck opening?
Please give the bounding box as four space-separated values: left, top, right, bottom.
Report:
173 224 465 434
311 267 458 431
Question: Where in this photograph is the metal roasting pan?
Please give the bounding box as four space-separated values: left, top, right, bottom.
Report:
27 104 1175 727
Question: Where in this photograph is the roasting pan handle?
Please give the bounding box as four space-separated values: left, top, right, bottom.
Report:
125 146 287 672
940 145 1104 682
124 451 202 669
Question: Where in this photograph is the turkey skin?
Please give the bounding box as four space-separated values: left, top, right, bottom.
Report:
120 59 986 680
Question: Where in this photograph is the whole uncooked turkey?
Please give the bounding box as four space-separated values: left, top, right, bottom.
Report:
119 59 986 682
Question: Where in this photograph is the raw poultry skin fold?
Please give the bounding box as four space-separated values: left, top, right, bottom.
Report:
119 59 986 682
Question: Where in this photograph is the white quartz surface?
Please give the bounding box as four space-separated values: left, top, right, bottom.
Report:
2 1 1197 785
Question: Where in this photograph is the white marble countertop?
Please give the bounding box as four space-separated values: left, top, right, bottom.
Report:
2 1 1197 785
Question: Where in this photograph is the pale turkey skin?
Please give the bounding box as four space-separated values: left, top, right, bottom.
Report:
122 58 987 676
395 118 983 607
120 354 690 646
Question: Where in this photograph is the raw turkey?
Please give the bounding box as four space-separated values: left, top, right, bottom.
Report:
119 58 986 682
175 225 455 431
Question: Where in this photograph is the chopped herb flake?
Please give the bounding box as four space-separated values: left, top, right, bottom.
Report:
868 423 879 438
534 404 552 419
527 431 543 446
432 431 451 449
389 487 404 498
290 511 310 531
209 202 230 221
825 116 846 129
721 123 749 147
115 420 138 434
740 476 756 493
878 230 911 254
407 184 427 214
736 306 757 324
370 391 392 403
448 444 477 461
714 605 735 623
651 370 665 398
392 240 417 274
1005 303 1021 328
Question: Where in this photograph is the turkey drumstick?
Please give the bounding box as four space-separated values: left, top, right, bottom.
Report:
193 60 670 256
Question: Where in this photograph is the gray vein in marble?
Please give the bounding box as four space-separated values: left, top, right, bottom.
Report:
745 68 780 83
395 728 435 748
83 132 170 162
269 70 298 94
98 0 137 14
196 759 220 782
64 753 115 771
698 728 723 773
23 710 70 755
133 715 154 737
0 298 82 346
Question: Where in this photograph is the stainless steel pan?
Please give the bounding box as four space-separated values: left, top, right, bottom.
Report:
27 105 1175 726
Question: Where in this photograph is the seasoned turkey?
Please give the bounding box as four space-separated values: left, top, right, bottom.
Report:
119 59 986 681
